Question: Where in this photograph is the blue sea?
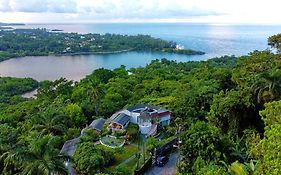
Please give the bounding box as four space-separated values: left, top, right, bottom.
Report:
0 23 280 81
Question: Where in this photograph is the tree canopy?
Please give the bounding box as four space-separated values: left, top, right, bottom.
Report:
0 34 281 174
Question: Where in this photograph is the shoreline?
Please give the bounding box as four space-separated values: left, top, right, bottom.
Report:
55 48 136 56
0 49 135 62
0 48 205 62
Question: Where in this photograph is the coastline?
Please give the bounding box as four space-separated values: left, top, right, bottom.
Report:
55 48 136 56
0 48 205 62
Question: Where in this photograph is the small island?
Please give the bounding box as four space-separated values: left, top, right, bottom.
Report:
0 22 25 26
0 28 204 61
0 26 13 30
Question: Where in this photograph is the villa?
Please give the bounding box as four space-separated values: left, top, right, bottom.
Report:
61 104 171 155
107 104 171 136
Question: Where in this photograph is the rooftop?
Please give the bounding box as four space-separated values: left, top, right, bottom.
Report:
111 113 131 126
61 137 80 156
127 104 161 112
89 118 106 132
127 104 170 114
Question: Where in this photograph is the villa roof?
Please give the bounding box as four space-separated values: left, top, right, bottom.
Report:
127 104 161 112
89 118 106 132
111 113 131 126
60 137 80 156
156 111 171 117
127 104 170 115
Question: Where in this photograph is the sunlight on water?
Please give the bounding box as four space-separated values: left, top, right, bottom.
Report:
2 23 281 81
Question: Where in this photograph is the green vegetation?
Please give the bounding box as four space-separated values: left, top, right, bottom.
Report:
126 123 139 141
268 33 281 52
0 77 38 96
1 133 69 175
256 101 281 174
0 28 204 61
0 34 281 174
100 136 125 147
110 145 138 167
73 142 114 175
162 47 204 55
0 77 38 104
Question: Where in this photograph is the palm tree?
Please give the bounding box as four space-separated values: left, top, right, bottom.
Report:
228 161 248 175
87 85 104 116
1 135 69 175
31 112 67 136
1 146 25 174
252 69 281 103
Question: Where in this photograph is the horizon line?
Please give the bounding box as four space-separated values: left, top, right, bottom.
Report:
6 21 281 26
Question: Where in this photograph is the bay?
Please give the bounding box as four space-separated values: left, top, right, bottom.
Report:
1 23 281 81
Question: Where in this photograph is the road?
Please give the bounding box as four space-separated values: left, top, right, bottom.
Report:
144 153 178 175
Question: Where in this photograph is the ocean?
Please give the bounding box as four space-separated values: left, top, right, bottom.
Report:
0 23 280 81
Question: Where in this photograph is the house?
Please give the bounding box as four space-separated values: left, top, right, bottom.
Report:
83 104 171 136
126 104 171 126
107 104 172 136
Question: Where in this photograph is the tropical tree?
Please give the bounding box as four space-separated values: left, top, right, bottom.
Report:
228 161 248 175
208 90 253 134
180 121 223 173
73 142 114 175
268 33 281 52
251 69 281 103
256 100 281 175
87 85 104 116
31 112 67 136
63 103 86 128
1 134 69 175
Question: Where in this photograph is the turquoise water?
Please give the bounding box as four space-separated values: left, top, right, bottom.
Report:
0 23 280 81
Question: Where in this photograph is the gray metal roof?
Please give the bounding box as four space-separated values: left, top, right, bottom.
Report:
89 118 106 132
60 137 80 156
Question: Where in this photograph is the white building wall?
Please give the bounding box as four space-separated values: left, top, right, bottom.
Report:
123 109 171 126
122 110 140 124
139 122 152 134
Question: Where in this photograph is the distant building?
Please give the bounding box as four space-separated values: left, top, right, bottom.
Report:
176 44 184 50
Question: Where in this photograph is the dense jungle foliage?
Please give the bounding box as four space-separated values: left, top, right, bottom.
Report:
0 35 281 174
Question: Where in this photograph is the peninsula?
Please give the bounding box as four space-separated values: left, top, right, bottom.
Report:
0 28 204 61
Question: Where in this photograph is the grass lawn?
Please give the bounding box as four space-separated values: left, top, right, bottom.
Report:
105 144 138 171
114 144 138 164
126 156 138 169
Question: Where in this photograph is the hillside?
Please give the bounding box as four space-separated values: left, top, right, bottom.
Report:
0 35 281 174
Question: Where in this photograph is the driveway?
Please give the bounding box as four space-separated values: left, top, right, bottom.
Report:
144 152 178 175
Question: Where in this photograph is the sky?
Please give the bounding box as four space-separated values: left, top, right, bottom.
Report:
0 0 281 24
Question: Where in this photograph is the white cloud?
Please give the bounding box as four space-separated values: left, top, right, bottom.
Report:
0 0 280 24
0 0 11 12
0 0 76 13
47 0 77 13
